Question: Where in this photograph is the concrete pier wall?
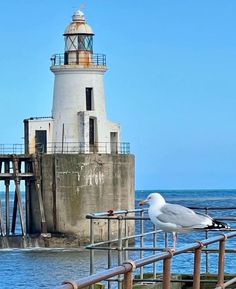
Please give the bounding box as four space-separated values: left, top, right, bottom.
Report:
30 154 135 244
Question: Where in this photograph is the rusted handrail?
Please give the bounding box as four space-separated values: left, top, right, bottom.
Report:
55 231 236 289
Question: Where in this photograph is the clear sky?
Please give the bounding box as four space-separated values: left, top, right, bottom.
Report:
0 0 235 190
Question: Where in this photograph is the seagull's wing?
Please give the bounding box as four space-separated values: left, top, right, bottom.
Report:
157 203 211 229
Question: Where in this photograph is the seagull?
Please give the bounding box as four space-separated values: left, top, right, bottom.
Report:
139 192 230 250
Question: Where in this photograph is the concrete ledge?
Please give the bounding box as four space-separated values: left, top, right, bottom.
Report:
0 233 85 249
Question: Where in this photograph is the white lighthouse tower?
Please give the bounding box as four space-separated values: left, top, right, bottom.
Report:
50 10 120 153
24 10 121 154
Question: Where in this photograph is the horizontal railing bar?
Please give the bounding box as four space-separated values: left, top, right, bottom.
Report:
133 278 224 283
86 230 161 248
57 263 132 289
86 214 236 221
87 207 236 218
215 276 236 289
86 245 236 254
125 247 236 253
102 277 225 284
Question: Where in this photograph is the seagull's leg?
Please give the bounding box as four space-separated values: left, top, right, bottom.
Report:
173 232 177 251
164 232 168 249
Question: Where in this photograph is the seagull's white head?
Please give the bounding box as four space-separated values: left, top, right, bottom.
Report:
139 192 166 207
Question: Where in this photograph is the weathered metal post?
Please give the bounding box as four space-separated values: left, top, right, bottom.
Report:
124 211 129 261
5 160 10 235
90 218 95 275
123 261 135 289
12 157 26 236
0 196 5 236
162 251 173 289
107 217 112 289
204 208 209 273
118 215 123 289
140 210 144 279
153 224 157 279
216 236 226 287
193 243 203 289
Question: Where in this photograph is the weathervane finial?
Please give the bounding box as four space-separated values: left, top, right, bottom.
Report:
79 3 86 12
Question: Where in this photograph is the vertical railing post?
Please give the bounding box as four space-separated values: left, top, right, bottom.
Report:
90 218 95 275
153 224 157 279
217 236 226 287
107 217 112 289
163 251 173 289
5 160 10 235
124 212 129 261
118 215 123 289
123 261 136 289
140 210 144 279
193 243 203 289
123 270 133 289
205 208 209 273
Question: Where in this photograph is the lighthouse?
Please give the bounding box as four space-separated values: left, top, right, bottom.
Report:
23 10 134 242
24 10 120 154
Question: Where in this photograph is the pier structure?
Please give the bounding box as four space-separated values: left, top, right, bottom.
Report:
0 154 46 238
0 146 134 247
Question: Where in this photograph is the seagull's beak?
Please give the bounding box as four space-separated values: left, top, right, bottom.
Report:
139 199 148 206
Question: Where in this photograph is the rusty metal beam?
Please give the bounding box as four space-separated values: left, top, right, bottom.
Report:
193 244 203 289
162 252 172 289
5 160 10 235
0 197 5 236
216 236 226 287
13 157 26 236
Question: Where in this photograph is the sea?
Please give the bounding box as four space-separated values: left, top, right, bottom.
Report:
0 189 236 289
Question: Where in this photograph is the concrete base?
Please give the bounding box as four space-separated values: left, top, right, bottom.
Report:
29 153 135 244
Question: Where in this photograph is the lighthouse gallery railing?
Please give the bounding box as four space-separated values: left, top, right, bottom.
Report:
50 53 106 66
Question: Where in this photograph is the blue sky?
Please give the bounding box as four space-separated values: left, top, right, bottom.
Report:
0 0 235 190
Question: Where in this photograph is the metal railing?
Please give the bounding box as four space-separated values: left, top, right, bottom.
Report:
37 142 130 155
50 53 106 66
0 144 24 154
0 142 130 155
55 206 236 289
56 232 236 289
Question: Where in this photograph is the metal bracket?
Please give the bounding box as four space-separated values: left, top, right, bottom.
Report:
195 240 204 249
123 260 136 272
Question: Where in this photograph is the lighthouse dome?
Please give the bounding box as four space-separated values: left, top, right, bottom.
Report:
64 10 93 35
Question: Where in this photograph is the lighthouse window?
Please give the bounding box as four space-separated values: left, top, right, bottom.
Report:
65 35 77 51
89 118 95 145
86 87 93 110
78 35 93 52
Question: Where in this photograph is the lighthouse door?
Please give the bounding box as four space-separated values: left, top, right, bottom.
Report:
35 130 47 153
89 118 97 152
89 118 95 145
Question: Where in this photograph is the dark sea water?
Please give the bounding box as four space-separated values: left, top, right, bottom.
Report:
0 189 236 289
